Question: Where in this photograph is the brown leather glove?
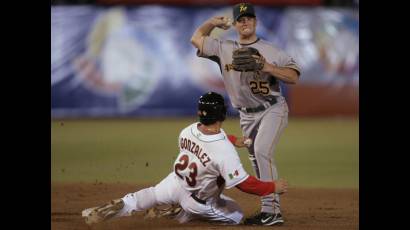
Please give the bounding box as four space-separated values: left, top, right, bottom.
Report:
232 47 265 72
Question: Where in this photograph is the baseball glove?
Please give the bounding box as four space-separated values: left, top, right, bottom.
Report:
232 47 265 72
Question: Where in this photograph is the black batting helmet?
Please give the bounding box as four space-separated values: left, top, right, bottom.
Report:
198 92 227 125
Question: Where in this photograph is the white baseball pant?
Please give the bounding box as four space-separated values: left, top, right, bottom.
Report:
116 172 244 224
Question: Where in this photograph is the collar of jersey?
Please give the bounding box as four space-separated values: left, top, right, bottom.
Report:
238 37 260 46
190 122 226 143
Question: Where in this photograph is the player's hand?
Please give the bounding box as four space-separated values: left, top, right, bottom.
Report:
259 54 275 73
274 179 288 194
234 137 253 148
210 16 232 30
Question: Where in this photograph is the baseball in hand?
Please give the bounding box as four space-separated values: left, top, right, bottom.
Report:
224 17 232 26
243 138 252 147
221 17 232 29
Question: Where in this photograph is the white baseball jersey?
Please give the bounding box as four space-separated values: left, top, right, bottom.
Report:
198 37 301 109
174 122 249 201
116 122 249 224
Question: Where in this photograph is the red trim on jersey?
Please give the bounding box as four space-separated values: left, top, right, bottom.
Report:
236 175 275 196
227 135 237 145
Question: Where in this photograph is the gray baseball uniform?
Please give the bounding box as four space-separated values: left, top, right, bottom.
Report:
197 37 301 214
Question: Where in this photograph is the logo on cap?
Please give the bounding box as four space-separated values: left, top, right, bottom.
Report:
239 4 247 13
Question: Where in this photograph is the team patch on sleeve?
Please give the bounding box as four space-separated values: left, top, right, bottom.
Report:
228 169 240 180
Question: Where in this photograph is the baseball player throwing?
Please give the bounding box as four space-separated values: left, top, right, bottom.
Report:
191 3 301 225
81 92 288 225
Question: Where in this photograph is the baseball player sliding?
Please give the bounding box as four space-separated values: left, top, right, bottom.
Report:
191 2 301 225
82 92 288 225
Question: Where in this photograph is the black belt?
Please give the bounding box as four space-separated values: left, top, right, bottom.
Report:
236 96 277 113
191 193 206 205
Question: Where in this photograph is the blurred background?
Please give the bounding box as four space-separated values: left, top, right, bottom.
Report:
51 0 358 118
51 0 358 189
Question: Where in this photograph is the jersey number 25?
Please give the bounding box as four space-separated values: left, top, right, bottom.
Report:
174 154 198 187
249 81 270 95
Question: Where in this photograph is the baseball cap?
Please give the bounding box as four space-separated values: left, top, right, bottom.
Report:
233 3 256 22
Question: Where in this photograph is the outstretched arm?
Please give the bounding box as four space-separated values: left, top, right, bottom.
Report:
190 16 231 53
236 175 288 196
227 134 252 148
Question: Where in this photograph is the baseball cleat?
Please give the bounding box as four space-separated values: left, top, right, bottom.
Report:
81 199 124 225
243 212 284 226
144 204 182 219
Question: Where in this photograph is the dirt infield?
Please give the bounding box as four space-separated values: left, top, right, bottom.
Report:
51 183 358 230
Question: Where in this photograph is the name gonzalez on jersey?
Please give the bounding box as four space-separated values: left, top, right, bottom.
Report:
180 137 211 167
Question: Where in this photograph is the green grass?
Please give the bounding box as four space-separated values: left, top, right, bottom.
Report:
273 118 359 189
51 117 358 189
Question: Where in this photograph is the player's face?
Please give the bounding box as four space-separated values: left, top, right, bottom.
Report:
234 16 256 37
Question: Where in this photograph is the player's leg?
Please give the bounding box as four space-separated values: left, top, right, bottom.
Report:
192 193 243 225
82 172 180 224
144 203 183 219
239 101 288 225
245 129 260 177
240 114 273 217
241 112 287 226
253 108 288 214
119 172 180 216
239 115 261 178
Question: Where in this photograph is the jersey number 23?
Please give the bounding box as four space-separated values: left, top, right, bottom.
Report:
174 154 198 187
